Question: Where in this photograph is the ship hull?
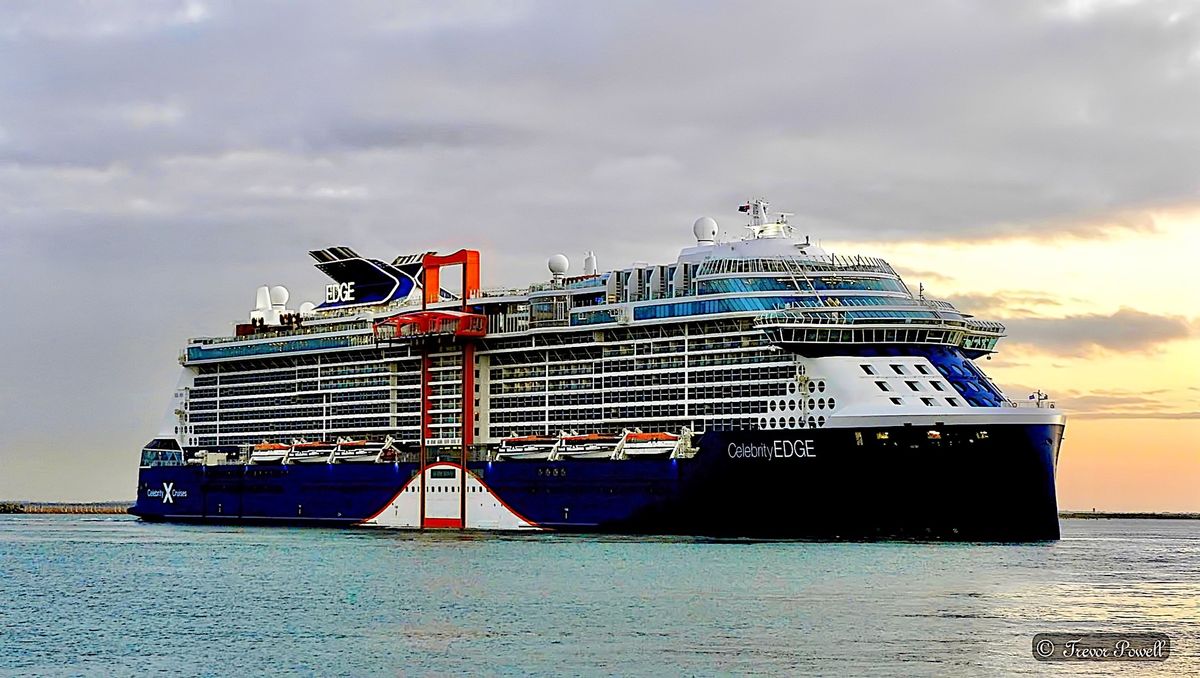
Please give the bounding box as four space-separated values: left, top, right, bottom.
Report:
132 422 1063 540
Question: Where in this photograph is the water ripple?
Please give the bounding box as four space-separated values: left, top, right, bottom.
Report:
0 517 1195 676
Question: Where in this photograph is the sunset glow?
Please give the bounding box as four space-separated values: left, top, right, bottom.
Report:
833 213 1199 510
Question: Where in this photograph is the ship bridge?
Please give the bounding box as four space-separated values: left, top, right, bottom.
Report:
753 304 1005 358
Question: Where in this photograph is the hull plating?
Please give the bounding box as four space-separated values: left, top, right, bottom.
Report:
133 423 1062 540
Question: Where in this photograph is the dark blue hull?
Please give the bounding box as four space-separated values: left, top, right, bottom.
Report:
133 423 1063 540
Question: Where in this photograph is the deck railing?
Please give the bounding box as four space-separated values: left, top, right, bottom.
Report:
697 254 898 278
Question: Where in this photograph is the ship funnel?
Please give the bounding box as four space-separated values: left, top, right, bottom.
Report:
584 251 597 276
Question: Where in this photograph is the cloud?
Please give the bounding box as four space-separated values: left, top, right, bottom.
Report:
1001 384 1200 419
4 1 1200 235
106 101 187 128
1071 411 1200 419
0 1 212 40
977 355 1030 369
894 267 953 284
1003 308 1194 356
942 291 1064 316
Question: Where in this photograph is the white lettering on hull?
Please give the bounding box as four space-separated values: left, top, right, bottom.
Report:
146 482 188 503
727 440 817 460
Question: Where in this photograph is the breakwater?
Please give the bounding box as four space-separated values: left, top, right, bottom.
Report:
0 502 131 515
1060 511 1200 520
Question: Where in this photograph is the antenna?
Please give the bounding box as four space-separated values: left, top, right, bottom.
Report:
740 197 794 239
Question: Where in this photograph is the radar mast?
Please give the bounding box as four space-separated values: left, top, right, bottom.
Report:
739 197 794 239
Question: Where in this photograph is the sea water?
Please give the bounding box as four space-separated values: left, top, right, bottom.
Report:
0 516 1195 676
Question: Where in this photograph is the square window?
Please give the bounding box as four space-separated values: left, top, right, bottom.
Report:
906 381 921 391
876 381 891 392
921 397 936 406
947 398 959 407
860 364 876 376
889 397 903 405
931 381 945 391
916 364 930 375
890 364 905 374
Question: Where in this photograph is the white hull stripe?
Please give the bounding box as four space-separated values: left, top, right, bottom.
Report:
360 462 543 530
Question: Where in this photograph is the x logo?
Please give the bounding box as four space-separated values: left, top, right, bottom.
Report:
162 482 174 504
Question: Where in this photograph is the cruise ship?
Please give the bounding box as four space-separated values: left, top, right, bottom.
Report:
132 199 1065 539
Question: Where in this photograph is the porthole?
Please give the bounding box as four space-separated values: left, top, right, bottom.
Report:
828 398 836 409
788 382 797 394
817 398 826 409
789 400 797 411
769 400 776 412
807 416 817 428
759 418 767 428
808 398 816 410
788 417 796 428
817 416 825 426
817 381 826 393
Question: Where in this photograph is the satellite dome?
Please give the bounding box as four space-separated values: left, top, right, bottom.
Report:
298 301 316 315
693 216 718 244
269 285 289 307
548 254 570 276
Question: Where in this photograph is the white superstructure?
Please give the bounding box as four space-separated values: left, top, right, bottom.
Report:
169 199 1062 457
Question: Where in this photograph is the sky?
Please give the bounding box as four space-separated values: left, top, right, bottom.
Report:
0 0 1196 509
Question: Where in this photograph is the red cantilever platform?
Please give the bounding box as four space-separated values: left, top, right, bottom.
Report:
374 248 486 341
374 309 486 341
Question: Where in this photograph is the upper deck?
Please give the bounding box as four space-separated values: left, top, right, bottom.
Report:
182 199 1004 364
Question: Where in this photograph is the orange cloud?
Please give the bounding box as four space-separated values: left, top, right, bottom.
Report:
1002 308 1195 356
